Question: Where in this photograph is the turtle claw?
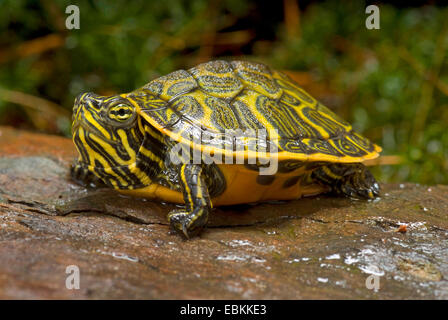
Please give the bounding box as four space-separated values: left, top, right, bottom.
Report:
167 208 208 239
339 167 380 200
341 184 379 199
70 162 106 188
182 224 190 239
167 210 190 238
313 164 380 200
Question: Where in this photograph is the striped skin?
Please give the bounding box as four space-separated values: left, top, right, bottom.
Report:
167 164 211 238
312 163 380 199
72 93 166 190
71 60 381 238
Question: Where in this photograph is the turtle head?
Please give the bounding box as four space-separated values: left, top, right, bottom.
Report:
71 92 146 188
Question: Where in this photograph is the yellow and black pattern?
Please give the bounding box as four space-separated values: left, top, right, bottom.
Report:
206 96 240 130
131 90 182 131
230 91 266 131
71 59 382 238
72 93 168 190
172 95 205 124
167 163 213 238
143 69 198 101
188 60 243 99
125 60 381 163
277 99 322 139
312 163 380 199
272 70 316 106
300 106 345 138
256 94 311 139
230 89 271 131
230 60 282 99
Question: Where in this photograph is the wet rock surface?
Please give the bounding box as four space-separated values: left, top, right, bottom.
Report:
0 126 447 299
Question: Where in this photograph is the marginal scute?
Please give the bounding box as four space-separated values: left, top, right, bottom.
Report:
346 131 375 152
278 139 312 154
188 60 243 99
302 138 343 156
329 135 367 157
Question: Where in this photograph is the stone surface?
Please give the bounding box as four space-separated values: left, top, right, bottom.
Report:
0 125 447 299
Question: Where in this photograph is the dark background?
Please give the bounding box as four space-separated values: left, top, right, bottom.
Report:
0 0 447 184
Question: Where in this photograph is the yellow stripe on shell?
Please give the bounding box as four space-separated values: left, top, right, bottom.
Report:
130 98 381 163
295 106 331 139
236 89 281 141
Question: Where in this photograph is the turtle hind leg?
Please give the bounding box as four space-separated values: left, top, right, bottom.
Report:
168 164 212 238
312 163 380 199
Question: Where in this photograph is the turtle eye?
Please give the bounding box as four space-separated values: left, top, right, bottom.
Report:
108 103 135 122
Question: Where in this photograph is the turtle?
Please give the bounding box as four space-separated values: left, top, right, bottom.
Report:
71 60 381 238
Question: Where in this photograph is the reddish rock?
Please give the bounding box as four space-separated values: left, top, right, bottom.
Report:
0 126 447 299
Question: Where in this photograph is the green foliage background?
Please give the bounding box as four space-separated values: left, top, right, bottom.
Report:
0 0 447 184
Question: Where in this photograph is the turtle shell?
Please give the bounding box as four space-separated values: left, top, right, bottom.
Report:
126 60 381 163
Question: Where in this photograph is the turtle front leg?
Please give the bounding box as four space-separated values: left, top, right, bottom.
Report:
168 164 212 238
312 163 380 199
70 160 105 188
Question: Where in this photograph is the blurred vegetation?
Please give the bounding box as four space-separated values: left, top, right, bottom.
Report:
0 0 447 184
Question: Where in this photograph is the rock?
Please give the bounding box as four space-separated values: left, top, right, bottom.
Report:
0 125 447 299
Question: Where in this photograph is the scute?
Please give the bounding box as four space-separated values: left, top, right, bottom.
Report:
230 90 267 131
142 69 197 101
171 95 204 123
188 60 243 99
316 103 351 131
272 70 317 106
129 60 381 163
127 89 177 129
230 61 282 100
206 95 240 130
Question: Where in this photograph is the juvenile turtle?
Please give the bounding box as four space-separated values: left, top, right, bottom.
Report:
71 60 381 238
